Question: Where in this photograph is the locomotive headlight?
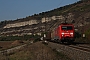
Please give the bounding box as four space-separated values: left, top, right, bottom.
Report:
61 32 64 34
70 33 73 37
62 35 64 37
70 33 73 34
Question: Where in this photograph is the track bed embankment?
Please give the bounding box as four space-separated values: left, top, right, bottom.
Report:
48 42 90 60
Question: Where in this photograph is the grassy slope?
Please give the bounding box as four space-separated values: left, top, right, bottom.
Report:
7 42 71 60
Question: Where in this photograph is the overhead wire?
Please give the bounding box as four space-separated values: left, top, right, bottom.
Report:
47 0 69 31
47 0 65 31
57 0 65 8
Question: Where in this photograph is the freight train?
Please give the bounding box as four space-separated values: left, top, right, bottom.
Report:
45 23 75 43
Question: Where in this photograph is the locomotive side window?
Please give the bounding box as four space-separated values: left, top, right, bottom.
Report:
62 26 73 30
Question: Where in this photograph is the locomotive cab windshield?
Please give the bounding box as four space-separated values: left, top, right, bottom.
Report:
61 26 73 30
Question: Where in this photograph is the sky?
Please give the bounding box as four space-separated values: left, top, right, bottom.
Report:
0 0 79 21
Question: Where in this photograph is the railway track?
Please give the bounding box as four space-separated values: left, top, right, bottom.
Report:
0 44 27 55
0 41 33 55
69 44 90 52
46 41 90 60
46 40 90 52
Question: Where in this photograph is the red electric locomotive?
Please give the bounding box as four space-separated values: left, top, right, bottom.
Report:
50 23 75 43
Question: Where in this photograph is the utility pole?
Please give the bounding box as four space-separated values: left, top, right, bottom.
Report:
44 16 46 40
63 15 67 23
65 16 67 23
